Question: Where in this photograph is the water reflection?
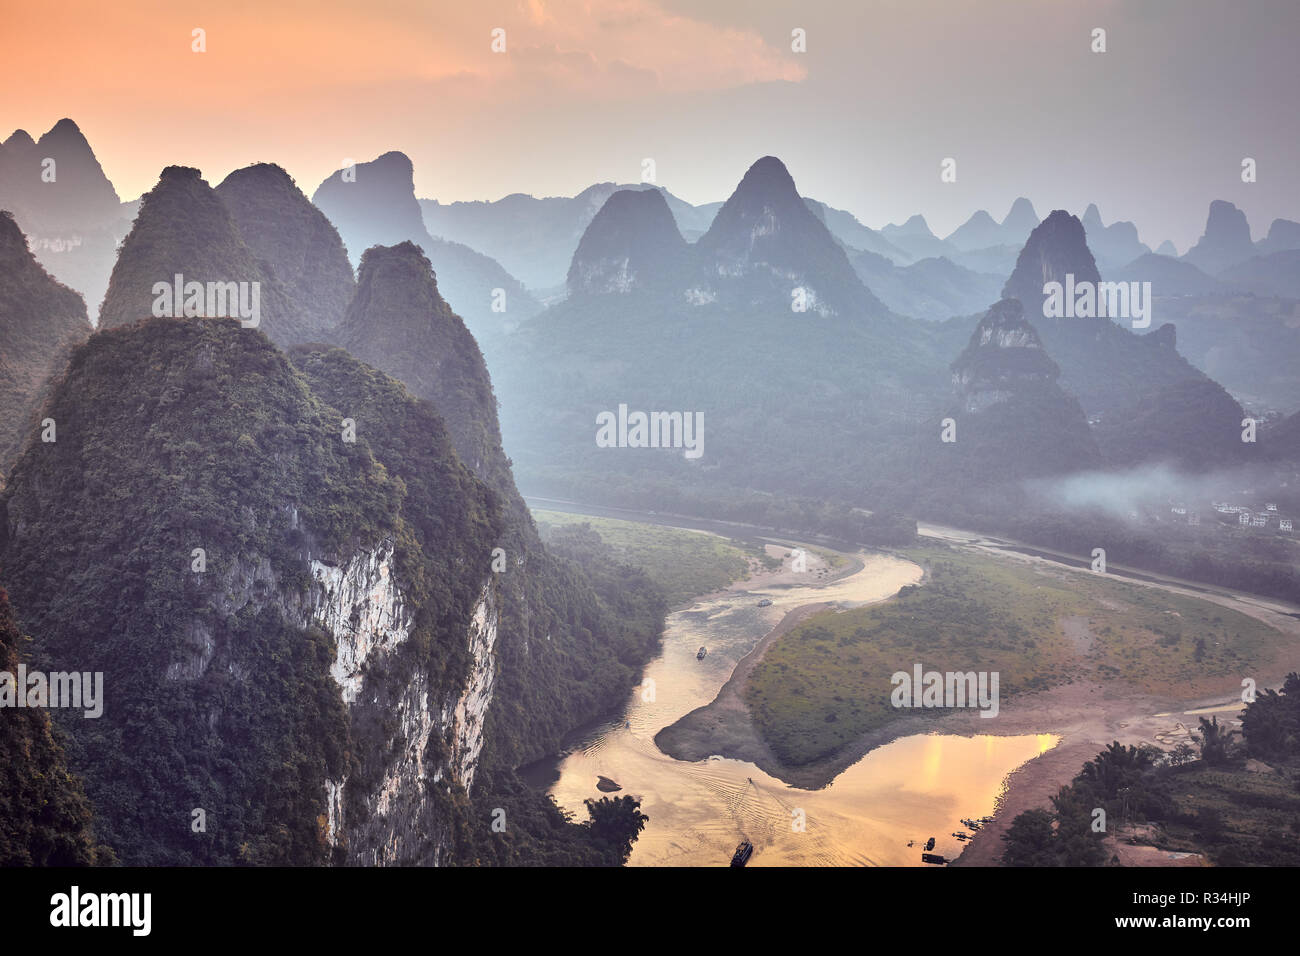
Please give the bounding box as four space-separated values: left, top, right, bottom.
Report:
547 550 1060 866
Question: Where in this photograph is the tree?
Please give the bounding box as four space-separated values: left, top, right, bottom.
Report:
1001 809 1058 866
584 795 649 865
1197 716 1238 766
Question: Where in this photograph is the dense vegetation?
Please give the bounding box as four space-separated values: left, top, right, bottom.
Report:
98 166 310 345
744 543 1286 767
535 510 757 606
0 211 91 475
0 588 107 866
0 319 499 864
1002 675 1300 866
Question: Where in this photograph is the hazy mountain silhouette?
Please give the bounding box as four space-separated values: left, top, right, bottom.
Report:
947 198 1039 251
1081 203 1151 273
880 214 953 261
420 182 716 292
1256 218 1300 255
850 249 1003 321
0 119 132 314
1113 253 1221 296
0 211 92 473
313 152 540 343
1183 200 1257 275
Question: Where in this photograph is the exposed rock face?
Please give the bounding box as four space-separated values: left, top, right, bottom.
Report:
318 568 500 867
951 298 1060 412
310 543 412 705
0 211 92 474
1183 200 1256 275
319 242 661 795
566 189 690 296
692 156 888 317
98 166 312 346
935 297 1100 480
216 163 356 338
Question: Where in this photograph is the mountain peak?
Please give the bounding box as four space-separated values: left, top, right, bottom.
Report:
3 129 36 150
43 117 84 139
1001 209 1100 317
312 152 427 268
98 164 309 345
1003 197 1039 229
736 155 797 194
336 240 505 482
890 214 935 237
216 162 356 336
1081 203 1103 228
696 157 886 316
567 188 688 295
952 297 1060 400
1184 199 1255 274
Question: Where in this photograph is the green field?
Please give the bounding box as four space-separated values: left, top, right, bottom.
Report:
532 509 759 605
745 542 1289 767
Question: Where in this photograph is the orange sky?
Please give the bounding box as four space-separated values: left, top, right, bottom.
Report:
3 0 803 200
3 0 1297 248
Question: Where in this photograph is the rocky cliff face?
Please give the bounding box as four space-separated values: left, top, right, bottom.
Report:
931 297 1100 481
950 298 1061 413
314 550 499 866
0 319 503 866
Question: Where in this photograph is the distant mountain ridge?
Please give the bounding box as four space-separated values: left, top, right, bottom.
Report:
313 152 541 344
0 119 134 313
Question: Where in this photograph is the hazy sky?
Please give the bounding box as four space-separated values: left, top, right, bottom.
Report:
4 0 1297 250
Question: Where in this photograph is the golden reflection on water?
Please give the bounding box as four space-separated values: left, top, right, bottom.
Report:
548 551 1061 866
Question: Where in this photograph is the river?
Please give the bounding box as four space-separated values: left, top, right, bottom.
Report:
524 512 1060 866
